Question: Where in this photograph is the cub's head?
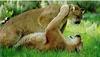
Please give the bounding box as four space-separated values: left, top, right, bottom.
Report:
66 34 83 52
68 4 85 24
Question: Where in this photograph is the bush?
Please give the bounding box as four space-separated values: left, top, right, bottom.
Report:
0 1 41 20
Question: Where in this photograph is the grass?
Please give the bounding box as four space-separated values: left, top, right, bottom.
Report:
0 13 100 57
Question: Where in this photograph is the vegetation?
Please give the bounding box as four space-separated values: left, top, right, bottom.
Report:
0 1 100 57
0 1 40 20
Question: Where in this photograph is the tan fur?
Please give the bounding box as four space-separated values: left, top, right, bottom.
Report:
14 5 83 52
0 4 84 47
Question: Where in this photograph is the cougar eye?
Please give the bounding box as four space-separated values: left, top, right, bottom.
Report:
70 36 73 39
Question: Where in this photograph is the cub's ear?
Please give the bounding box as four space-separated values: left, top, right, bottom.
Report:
81 8 85 14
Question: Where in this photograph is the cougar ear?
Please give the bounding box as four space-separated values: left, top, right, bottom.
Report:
73 6 75 12
70 4 79 12
81 8 85 14
70 4 75 12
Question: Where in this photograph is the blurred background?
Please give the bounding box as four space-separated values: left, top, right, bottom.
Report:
0 0 100 57
0 1 100 20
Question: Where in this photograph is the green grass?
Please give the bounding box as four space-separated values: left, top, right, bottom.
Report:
0 13 100 57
